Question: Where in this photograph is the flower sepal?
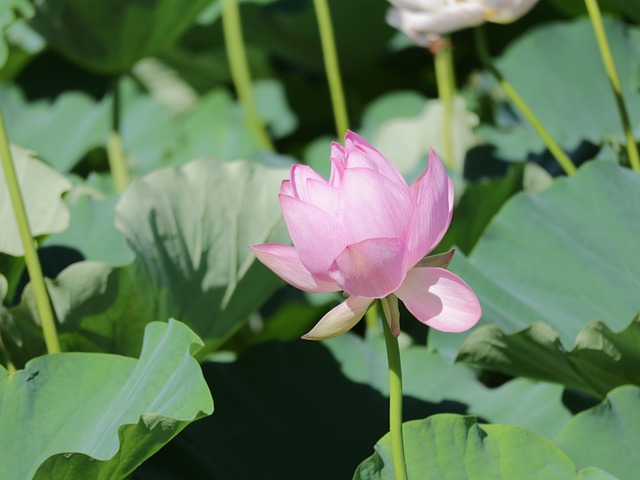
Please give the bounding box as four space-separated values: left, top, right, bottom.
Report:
414 248 455 269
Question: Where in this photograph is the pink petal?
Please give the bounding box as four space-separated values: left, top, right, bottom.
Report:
395 267 481 333
290 164 327 201
305 178 338 215
249 243 340 293
406 149 454 266
302 296 373 340
329 141 347 187
344 131 408 189
329 237 408 298
280 194 348 280
280 179 293 197
335 168 414 243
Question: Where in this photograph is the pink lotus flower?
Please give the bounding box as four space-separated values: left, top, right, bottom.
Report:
250 131 481 340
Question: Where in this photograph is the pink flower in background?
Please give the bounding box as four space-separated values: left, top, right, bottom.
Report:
250 131 481 340
387 0 539 47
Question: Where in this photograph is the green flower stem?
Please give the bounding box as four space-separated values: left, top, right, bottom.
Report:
365 302 379 334
107 78 130 193
433 38 456 170
221 0 275 152
0 105 61 354
474 27 577 176
313 0 349 138
584 0 640 171
380 297 408 480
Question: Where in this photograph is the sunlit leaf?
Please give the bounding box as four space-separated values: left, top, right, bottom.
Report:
0 145 71 256
354 414 617 479
555 386 640 479
1 319 213 480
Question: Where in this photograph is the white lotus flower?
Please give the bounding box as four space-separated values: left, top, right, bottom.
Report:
387 0 539 46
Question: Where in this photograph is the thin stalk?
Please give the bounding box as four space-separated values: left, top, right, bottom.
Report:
474 27 577 176
380 297 408 480
0 105 60 354
221 0 275 152
433 38 456 170
313 0 349 138
584 0 640 170
365 302 379 335
107 78 130 192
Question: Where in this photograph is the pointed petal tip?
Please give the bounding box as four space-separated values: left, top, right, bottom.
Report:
301 296 373 341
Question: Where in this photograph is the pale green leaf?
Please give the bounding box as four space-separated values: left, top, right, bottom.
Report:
1 319 213 480
0 145 71 256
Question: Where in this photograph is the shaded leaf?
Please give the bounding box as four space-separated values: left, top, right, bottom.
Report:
1 319 213 480
457 314 640 398
29 0 212 74
137 339 472 480
326 332 571 439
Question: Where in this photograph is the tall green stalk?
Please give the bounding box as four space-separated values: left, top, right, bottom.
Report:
584 0 640 171
433 38 456 170
380 297 408 480
0 105 60 354
474 27 577 176
221 0 275 152
313 0 349 138
107 77 130 193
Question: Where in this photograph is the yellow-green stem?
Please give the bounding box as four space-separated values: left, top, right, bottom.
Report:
221 0 275 152
381 298 408 480
474 27 577 176
365 301 379 334
433 38 456 170
313 0 349 138
107 78 130 192
0 105 60 354
584 0 640 170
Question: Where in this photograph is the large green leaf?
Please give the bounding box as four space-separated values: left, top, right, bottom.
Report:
325 332 570 439
354 414 617 479
0 145 71 256
113 158 289 352
4 158 289 362
28 0 212 74
457 314 640 398
1 319 213 480
430 161 640 357
555 386 640 479
481 18 640 160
